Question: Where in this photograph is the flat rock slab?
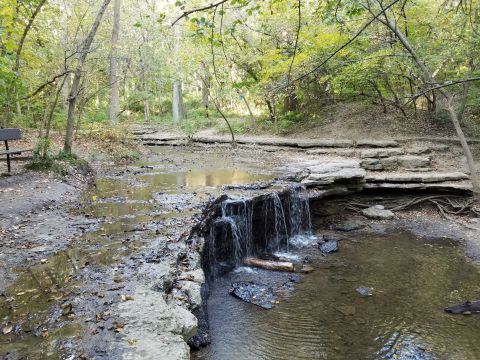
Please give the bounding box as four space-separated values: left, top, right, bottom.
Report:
360 148 404 158
355 140 399 147
296 139 355 148
306 148 357 156
365 172 469 183
362 205 394 220
299 160 366 187
230 281 277 309
363 181 473 193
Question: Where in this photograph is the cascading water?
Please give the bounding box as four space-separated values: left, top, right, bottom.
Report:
285 185 315 248
206 186 313 277
263 192 289 252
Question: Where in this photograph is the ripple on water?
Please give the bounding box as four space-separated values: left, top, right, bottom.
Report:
195 231 480 360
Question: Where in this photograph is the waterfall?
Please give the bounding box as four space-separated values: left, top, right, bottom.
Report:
263 192 289 252
206 186 313 276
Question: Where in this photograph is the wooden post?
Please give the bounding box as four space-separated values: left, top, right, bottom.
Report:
4 140 11 173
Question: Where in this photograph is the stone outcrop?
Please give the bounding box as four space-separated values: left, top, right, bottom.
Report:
361 155 431 171
294 160 366 192
118 286 198 360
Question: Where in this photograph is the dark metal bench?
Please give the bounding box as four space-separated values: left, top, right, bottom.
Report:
0 128 33 173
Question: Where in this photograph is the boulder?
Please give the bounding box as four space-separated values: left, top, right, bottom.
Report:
361 205 394 220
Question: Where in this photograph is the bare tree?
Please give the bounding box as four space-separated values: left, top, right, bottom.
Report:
64 0 112 154
109 0 122 125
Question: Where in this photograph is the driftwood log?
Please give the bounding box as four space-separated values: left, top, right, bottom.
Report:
244 257 294 272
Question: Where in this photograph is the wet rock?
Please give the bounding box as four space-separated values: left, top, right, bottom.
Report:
445 300 480 315
356 287 374 296
229 282 277 309
318 239 338 253
361 205 394 220
335 220 366 232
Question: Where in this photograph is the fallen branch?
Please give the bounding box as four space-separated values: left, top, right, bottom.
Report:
244 257 294 272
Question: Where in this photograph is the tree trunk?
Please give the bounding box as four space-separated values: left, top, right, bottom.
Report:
378 15 480 197
139 47 150 122
201 62 210 118
172 24 185 124
283 91 298 113
64 0 112 154
109 0 121 125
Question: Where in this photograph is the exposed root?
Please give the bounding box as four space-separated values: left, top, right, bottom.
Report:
344 195 480 230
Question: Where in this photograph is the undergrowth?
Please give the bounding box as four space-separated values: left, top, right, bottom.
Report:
27 138 90 175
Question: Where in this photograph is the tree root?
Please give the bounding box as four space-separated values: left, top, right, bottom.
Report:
343 195 480 230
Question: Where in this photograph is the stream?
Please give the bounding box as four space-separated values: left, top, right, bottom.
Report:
2 146 480 359
195 230 480 360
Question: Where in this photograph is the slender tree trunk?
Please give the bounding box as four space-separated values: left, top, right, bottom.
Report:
64 0 112 154
457 81 470 125
378 15 480 197
172 24 185 124
13 0 48 116
139 48 150 122
240 94 255 128
46 76 68 140
109 0 121 125
201 62 210 118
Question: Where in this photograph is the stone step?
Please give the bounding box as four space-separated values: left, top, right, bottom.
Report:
361 155 431 171
363 181 472 193
365 172 469 183
360 148 404 158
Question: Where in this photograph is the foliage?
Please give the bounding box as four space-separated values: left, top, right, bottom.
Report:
0 0 479 140
27 137 89 174
76 123 141 163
